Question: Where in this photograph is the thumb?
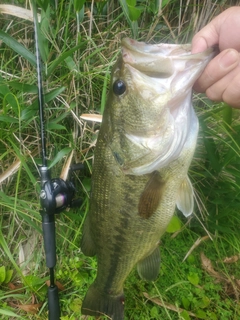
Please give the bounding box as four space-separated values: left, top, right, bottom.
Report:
191 19 220 54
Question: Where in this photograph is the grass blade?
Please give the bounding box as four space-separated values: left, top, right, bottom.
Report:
0 30 36 67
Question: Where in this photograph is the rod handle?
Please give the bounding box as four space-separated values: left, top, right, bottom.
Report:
42 213 56 268
48 285 60 320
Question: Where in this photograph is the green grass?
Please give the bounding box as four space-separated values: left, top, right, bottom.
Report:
0 0 240 319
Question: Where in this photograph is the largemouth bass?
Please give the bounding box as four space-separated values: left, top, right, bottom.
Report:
81 38 214 320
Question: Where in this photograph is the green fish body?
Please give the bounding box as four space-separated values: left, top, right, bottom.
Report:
81 38 214 320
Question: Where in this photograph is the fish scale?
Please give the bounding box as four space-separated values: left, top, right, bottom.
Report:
81 38 215 320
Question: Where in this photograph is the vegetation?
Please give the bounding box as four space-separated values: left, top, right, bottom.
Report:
0 0 240 319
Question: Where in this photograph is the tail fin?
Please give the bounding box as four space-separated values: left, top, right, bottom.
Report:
81 283 124 320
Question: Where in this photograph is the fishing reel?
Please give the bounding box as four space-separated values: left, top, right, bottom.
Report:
39 166 75 215
39 165 84 215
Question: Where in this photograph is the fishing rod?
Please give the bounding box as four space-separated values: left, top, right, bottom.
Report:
32 3 82 319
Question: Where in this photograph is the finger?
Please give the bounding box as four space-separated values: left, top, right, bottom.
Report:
193 49 240 93
192 25 219 54
191 7 240 53
222 72 240 108
205 66 240 108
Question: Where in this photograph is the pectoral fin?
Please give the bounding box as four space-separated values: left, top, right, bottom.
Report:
137 246 160 281
176 176 194 217
138 171 165 219
81 215 96 257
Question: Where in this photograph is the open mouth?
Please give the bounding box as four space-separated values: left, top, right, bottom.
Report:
121 38 191 56
121 38 192 77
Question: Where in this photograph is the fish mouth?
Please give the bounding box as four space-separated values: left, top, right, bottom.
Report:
121 38 214 78
122 38 192 57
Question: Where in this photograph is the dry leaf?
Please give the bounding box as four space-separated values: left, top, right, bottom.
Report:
60 150 74 181
46 280 65 291
9 302 42 314
7 290 42 315
0 148 39 184
143 292 197 317
80 113 102 122
236 279 240 289
200 252 224 281
0 4 40 22
224 277 240 300
201 253 240 300
18 303 42 314
0 159 21 184
183 236 209 262
223 255 240 264
8 282 24 293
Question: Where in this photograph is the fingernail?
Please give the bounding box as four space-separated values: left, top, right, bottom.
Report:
219 49 239 69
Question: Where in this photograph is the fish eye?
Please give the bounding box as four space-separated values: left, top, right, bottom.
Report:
113 80 126 96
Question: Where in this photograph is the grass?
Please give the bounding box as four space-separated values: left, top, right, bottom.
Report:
0 0 240 319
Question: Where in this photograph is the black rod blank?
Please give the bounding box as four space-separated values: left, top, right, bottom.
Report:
32 5 47 167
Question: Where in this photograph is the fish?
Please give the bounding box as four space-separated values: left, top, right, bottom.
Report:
80 38 215 320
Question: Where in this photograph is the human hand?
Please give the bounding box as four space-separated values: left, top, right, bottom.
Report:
192 7 240 108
